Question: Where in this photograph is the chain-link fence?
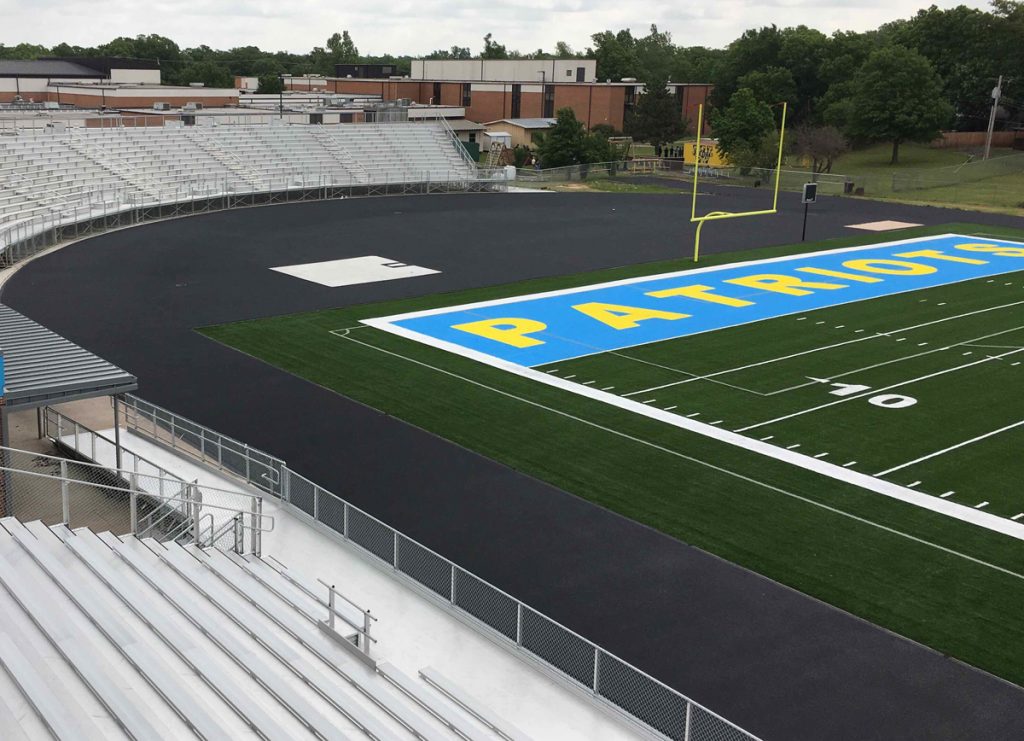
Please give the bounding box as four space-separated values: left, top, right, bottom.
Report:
515 158 666 184
280 466 760 741
98 395 759 739
891 152 1024 191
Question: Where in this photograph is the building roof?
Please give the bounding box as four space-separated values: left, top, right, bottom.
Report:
487 118 557 129
0 304 137 408
441 118 485 131
0 60 104 79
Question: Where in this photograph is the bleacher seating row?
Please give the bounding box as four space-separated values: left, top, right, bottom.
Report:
0 517 527 739
0 122 480 251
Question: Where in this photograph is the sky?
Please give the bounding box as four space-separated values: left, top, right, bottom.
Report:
0 0 996 56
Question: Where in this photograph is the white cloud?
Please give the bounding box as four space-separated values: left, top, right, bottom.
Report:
0 0 995 57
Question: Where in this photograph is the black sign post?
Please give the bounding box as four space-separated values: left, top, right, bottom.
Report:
801 182 818 242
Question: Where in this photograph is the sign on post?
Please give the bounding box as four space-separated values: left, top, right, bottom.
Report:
802 182 818 204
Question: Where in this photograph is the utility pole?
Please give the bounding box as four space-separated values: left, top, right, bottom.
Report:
984 75 1003 160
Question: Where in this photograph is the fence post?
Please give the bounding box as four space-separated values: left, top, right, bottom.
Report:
592 647 600 694
251 496 260 556
516 603 523 646
60 460 70 526
362 610 372 655
170 416 176 450
191 482 201 545
328 584 336 630
392 531 399 569
450 564 457 605
684 701 692 741
130 490 138 534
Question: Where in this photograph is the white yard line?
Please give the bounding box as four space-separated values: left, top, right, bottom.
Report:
736 347 1024 433
349 324 1024 545
620 302 1024 399
875 419 1024 476
341 328 1024 578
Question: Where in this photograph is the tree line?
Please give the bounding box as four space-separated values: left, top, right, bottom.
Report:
1 1 1020 163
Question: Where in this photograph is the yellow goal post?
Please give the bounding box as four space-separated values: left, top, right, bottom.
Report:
690 101 788 262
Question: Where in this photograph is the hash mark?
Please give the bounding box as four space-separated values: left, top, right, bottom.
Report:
582 380 595 385
796 317 807 321
642 398 657 404
940 491 955 498
918 342 928 347
814 452 829 458
687 412 701 418
601 386 615 391
815 321 825 325
907 480 921 488
786 443 801 450
761 435 774 441
1012 513 1024 521
835 325 845 329
843 461 857 467
546 369 559 374
896 338 907 342
709 419 723 425
975 501 989 509
664 405 677 411
937 302 947 306
564 374 576 379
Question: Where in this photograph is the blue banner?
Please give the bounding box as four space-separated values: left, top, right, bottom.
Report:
375 234 1024 367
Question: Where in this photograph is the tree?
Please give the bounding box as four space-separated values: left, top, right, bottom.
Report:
326 31 359 64
792 125 848 173
590 29 638 81
554 41 578 59
737 66 797 110
625 77 684 146
534 108 616 167
481 34 508 60
712 88 779 169
180 60 233 89
846 45 953 163
257 75 285 94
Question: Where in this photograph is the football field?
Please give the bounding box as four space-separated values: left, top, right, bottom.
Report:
202 223 1024 688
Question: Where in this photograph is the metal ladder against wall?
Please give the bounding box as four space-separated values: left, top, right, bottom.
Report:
308 127 370 184
181 127 265 191
485 141 506 168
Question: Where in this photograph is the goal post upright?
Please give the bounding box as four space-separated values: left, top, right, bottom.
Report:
690 101 788 262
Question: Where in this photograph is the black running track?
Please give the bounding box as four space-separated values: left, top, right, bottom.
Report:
5 190 1023 740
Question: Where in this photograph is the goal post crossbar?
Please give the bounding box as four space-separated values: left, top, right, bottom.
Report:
690 101 788 262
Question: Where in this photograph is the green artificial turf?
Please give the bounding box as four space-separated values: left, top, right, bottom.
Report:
201 223 1024 687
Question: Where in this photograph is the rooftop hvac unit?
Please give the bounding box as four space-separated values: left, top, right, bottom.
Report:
153 102 170 111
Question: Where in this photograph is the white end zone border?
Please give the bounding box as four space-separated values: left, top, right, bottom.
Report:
360 317 1024 542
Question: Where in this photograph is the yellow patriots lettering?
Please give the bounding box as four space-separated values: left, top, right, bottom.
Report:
894 249 987 265
841 259 935 275
646 284 754 307
724 274 847 296
572 302 689 330
954 243 1024 257
452 317 547 348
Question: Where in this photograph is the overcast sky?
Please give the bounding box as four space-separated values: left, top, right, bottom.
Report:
0 0 996 56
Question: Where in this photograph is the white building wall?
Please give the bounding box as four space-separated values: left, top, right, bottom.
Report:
110 68 161 84
412 59 596 83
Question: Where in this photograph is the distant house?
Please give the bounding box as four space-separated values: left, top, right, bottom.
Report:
484 118 557 148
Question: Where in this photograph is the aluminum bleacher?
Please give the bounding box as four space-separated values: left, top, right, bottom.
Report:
0 516 521 739
0 121 498 266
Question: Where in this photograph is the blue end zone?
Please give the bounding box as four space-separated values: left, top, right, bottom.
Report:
376 235 1024 367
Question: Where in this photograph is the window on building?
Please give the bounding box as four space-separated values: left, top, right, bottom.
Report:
511 84 522 118
566 69 573 77
576 67 585 82
432 82 441 104
624 86 637 119
462 83 472 107
468 132 477 143
543 85 555 118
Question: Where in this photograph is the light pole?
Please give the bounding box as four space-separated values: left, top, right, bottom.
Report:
984 76 1003 160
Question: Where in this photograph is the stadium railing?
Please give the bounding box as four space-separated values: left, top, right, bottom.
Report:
515 158 665 183
86 395 762 741
0 124 509 268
